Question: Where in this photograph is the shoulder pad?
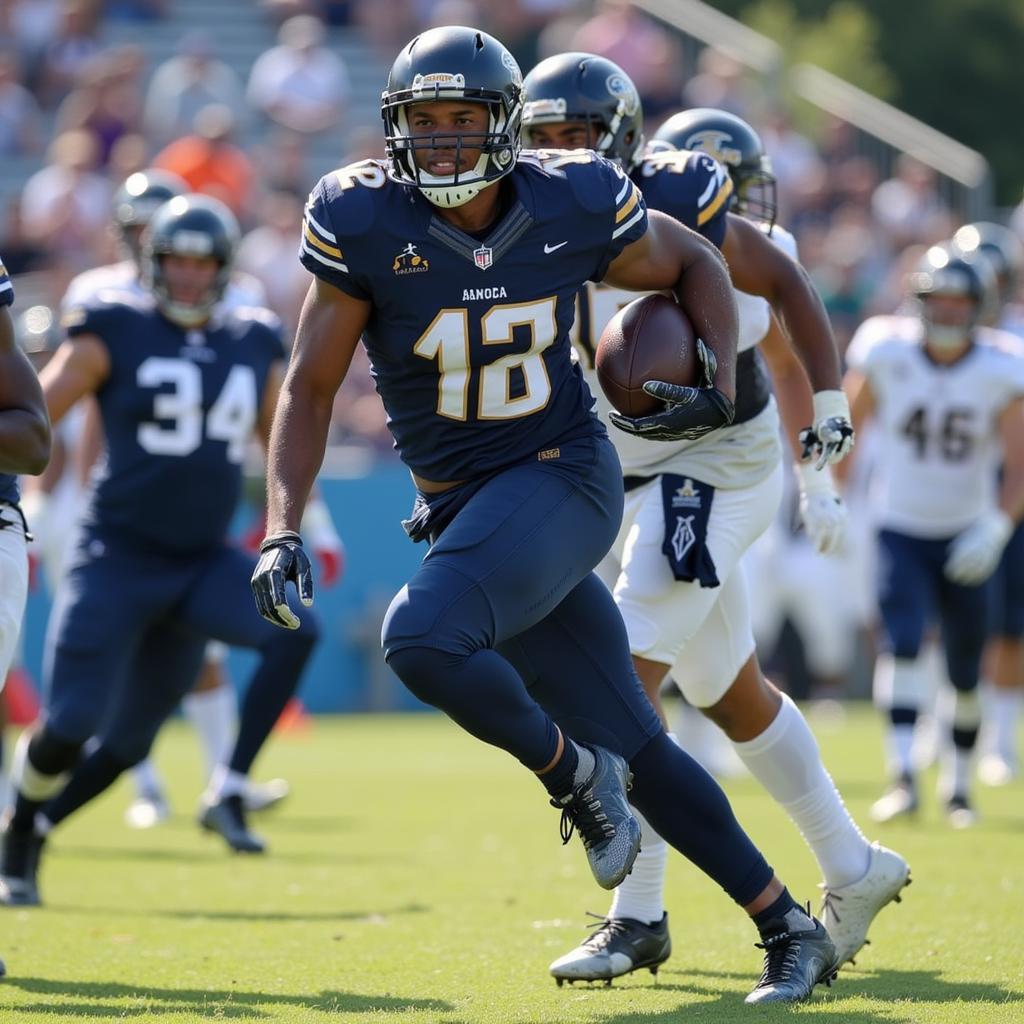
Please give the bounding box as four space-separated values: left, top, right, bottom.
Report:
636 149 733 230
520 149 637 216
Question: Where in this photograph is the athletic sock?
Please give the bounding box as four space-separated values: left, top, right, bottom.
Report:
130 757 164 800
732 694 870 889
183 682 238 778
205 764 249 801
539 738 588 800
751 886 813 939
990 686 1023 763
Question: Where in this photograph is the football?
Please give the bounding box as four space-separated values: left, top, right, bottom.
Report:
595 294 699 418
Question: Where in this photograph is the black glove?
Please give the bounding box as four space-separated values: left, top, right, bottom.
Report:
608 340 735 441
251 531 314 629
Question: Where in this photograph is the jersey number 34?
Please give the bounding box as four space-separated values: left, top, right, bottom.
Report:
136 357 257 463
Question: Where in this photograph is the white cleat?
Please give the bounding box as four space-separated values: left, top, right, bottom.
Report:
124 793 171 830
977 753 1016 788
819 842 911 965
869 778 918 824
945 795 978 830
243 778 290 814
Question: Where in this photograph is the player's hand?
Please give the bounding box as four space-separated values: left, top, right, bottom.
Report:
251 531 314 629
301 495 345 589
608 343 734 441
944 510 1013 585
796 463 847 556
799 390 855 470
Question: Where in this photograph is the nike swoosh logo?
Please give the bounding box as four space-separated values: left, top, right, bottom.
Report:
544 241 568 253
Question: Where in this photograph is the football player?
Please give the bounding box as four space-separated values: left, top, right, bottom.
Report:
0 257 52 977
842 244 1024 827
521 60 907 979
33 169 343 831
951 222 1024 784
253 26 838 1005
0 196 321 907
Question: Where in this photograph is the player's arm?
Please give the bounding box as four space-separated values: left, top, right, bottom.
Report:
37 335 110 428
252 277 368 628
0 304 51 475
604 209 736 401
761 312 846 554
944 394 1024 586
722 214 853 467
833 367 875 488
256 359 286 453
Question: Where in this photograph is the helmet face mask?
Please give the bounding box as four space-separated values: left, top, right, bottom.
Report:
653 108 777 231
521 52 644 170
909 243 994 353
382 27 524 209
141 194 239 328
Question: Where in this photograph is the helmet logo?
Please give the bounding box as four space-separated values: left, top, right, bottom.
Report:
522 97 567 124
605 74 638 116
500 49 522 84
685 129 741 167
411 72 466 93
170 230 214 255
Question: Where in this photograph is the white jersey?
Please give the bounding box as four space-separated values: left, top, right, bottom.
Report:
62 261 268 312
573 224 797 489
847 315 1024 537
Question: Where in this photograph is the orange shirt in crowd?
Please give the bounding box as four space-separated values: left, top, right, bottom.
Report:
152 136 254 217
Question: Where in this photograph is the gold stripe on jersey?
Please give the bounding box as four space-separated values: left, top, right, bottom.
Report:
615 184 641 224
303 223 343 260
697 175 734 227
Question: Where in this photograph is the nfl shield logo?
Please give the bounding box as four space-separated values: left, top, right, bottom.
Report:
473 246 493 271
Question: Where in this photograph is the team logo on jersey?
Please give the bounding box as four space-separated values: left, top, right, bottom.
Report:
670 515 696 562
684 129 741 168
671 479 701 509
606 74 639 116
473 246 493 271
393 242 430 276
411 72 465 94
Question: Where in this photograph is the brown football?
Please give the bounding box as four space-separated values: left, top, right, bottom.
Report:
595 294 699 418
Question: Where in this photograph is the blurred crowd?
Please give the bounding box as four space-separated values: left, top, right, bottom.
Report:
2 0 1022 454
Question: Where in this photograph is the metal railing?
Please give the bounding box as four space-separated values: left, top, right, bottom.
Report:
635 0 992 219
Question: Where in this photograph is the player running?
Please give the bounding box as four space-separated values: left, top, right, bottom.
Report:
0 196 320 907
252 26 839 1005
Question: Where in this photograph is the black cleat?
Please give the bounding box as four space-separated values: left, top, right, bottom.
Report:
745 914 839 1005
551 746 641 890
199 794 266 854
550 912 671 984
0 826 45 907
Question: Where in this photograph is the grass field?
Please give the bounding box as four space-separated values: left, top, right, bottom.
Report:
0 705 1021 1023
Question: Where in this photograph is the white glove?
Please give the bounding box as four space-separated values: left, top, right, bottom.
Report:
944 509 1014 585
796 462 847 555
800 390 855 470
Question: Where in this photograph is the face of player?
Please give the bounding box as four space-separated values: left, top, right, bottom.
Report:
526 119 594 151
407 100 490 177
921 293 975 357
161 253 219 307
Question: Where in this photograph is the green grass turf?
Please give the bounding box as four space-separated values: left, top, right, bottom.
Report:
0 705 1022 1023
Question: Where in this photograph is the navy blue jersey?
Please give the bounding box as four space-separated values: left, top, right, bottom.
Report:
62 292 285 552
0 257 19 506
300 151 648 482
631 147 733 248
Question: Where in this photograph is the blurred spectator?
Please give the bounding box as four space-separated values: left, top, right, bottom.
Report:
0 50 42 156
353 0 419 55
6 0 64 90
760 110 824 223
143 32 245 149
55 48 145 167
107 131 149 182
103 0 166 19
871 154 953 251
152 104 255 219
570 0 684 122
20 128 111 271
682 48 756 119
0 199 49 276
37 0 103 108
247 14 350 136
235 190 309 332
250 128 312 200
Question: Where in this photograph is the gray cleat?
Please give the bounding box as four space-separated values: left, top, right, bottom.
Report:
199 794 266 854
551 745 641 891
745 914 839 1005
550 912 671 985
